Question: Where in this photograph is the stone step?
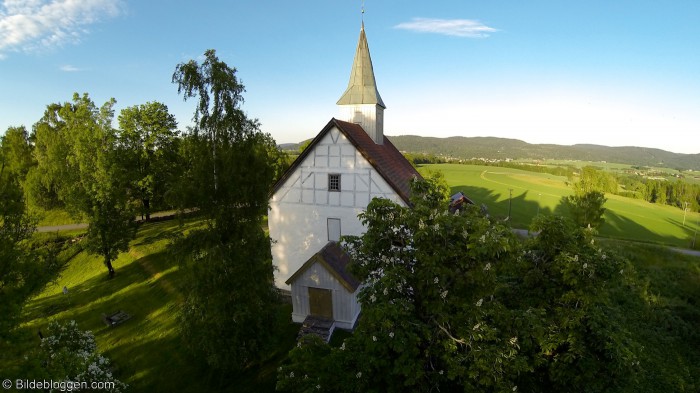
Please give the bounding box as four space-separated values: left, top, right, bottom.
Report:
298 316 335 343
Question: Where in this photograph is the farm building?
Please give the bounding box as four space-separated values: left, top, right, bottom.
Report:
268 22 421 335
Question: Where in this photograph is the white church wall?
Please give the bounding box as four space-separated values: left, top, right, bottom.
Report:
269 125 404 290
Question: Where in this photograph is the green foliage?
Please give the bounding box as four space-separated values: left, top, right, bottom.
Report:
173 221 278 371
563 166 609 229
27 320 127 392
603 243 700 391
30 93 136 277
25 108 69 210
506 216 640 391
117 101 179 220
0 156 59 337
1 126 34 180
298 139 312 153
565 190 607 229
0 168 36 336
278 177 525 392
277 177 696 392
172 50 278 226
171 49 280 370
573 166 617 194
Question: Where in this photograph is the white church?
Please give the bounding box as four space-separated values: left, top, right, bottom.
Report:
268 22 421 334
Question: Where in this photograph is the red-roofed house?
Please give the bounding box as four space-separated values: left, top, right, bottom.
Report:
269 22 421 331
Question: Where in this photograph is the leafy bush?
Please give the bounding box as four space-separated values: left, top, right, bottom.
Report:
34 320 127 392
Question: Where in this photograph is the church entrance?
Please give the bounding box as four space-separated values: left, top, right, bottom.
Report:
308 287 333 320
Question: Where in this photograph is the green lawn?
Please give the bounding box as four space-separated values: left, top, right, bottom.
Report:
420 164 700 248
2 218 299 392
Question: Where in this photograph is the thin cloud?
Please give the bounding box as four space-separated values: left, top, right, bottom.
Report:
0 0 125 58
394 18 497 38
60 64 84 72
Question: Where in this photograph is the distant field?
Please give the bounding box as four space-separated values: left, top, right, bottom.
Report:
514 158 689 175
419 164 700 248
515 159 634 171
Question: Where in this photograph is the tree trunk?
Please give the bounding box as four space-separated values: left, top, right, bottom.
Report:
143 198 151 221
105 257 115 278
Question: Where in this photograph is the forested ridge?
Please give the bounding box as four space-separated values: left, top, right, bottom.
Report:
385 135 700 170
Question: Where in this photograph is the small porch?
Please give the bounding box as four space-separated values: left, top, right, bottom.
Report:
286 241 361 332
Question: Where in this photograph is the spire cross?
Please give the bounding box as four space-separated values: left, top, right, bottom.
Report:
361 0 365 22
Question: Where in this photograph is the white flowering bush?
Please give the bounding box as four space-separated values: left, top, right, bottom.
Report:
278 175 523 392
277 177 646 393
39 320 127 392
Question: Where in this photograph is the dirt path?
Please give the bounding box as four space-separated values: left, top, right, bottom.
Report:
511 228 699 257
669 247 700 257
36 211 179 233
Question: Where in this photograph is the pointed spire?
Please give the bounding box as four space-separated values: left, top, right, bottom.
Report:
336 22 386 108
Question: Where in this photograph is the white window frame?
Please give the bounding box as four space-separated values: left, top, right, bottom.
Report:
327 218 341 242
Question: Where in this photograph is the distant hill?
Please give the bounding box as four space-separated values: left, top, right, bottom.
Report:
278 143 301 151
385 135 700 171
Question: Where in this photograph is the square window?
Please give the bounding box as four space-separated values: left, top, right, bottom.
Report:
329 174 341 192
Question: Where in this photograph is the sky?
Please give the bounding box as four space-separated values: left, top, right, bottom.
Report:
1 0 699 154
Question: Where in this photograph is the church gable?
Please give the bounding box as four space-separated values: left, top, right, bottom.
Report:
272 120 404 208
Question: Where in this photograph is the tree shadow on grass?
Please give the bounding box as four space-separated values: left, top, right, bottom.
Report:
451 185 555 229
665 217 700 249
22 250 180 332
451 185 694 249
16 250 187 388
131 219 201 247
598 209 690 247
102 303 298 393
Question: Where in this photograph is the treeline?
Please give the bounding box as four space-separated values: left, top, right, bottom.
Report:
571 166 700 212
3 101 292 225
404 152 575 178
2 96 286 279
616 175 700 211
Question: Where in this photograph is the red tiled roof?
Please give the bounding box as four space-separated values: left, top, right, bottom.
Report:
286 241 360 292
271 118 422 204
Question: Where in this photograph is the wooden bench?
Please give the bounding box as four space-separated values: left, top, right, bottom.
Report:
101 310 131 327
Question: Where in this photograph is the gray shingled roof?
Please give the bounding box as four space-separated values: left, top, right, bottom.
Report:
336 22 386 108
285 241 360 292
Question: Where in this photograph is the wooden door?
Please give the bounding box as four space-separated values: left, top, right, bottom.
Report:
308 287 333 320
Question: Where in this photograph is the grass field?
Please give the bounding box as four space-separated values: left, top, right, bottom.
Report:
1 219 299 392
419 164 700 248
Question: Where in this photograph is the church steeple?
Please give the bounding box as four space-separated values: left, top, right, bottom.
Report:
337 22 385 108
337 22 385 144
